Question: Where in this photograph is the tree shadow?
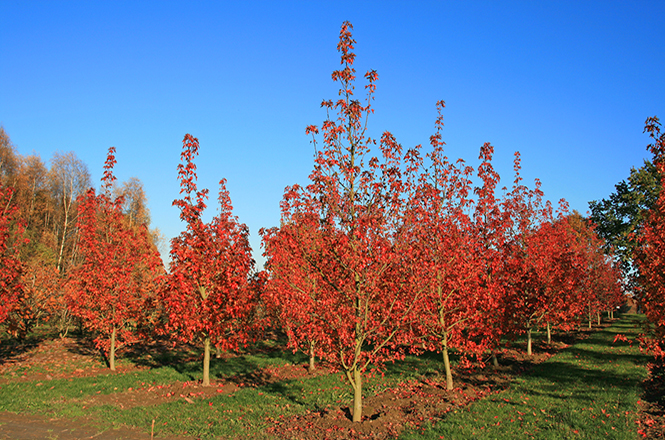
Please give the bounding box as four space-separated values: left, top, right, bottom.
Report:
0 333 46 367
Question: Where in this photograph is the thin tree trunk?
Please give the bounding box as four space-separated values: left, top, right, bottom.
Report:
547 322 552 345
203 336 211 386
527 328 533 356
56 208 69 272
308 341 316 372
352 367 362 422
597 311 601 326
216 345 221 359
442 334 453 390
56 181 73 273
109 325 117 371
492 351 499 368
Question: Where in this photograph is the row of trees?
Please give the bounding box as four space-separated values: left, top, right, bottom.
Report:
260 22 623 421
0 136 259 384
0 22 625 423
589 118 665 356
0 130 163 339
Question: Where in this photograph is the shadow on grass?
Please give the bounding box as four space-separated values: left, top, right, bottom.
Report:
116 336 309 383
383 350 452 378
511 316 649 404
0 333 47 366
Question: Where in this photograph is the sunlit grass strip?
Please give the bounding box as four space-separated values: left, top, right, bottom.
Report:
400 315 649 440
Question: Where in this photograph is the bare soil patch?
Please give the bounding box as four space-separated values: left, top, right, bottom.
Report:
0 324 638 440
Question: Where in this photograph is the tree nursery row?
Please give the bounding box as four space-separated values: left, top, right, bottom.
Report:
1 22 662 422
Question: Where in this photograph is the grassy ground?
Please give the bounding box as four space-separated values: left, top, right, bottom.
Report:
399 315 649 440
0 316 649 439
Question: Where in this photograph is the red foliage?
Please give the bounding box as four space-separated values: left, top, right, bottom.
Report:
67 147 163 369
262 21 422 422
406 106 497 389
160 134 255 385
498 156 613 353
0 183 24 328
636 116 665 354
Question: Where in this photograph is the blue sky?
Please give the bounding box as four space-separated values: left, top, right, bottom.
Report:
1 1 664 267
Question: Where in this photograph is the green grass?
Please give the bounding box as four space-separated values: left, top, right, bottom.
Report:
398 315 649 440
0 317 649 439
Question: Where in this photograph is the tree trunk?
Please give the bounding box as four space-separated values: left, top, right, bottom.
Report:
352 367 362 422
308 341 316 372
492 351 499 368
203 336 211 386
547 322 552 345
597 311 601 326
109 325 117 371
216 345 221 359
442 334 453 390
527 328 533 356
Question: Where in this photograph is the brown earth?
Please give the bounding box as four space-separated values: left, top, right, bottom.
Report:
265 341 566 440
0 323 655 440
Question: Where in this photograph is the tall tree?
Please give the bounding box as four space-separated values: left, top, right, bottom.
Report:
589 161 660 274
634 116 665 354
262 22 422 422
49 152 91 274
161 134 255 386
67 147 163 370
472 143 511 366
407 106 497 390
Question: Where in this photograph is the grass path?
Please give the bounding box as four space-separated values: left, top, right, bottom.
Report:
399 315 649 440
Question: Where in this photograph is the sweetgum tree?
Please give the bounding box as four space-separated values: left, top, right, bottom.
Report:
261 22 422 422
635 116 665 354
262 211 326 372
407 104 496 390
67 148 163 370
472 143 511 366
161 134 255 386
500 155 584 354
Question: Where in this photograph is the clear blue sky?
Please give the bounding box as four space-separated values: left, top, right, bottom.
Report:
1 1 664 267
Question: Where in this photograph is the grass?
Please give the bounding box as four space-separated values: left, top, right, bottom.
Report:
398 315 649 440
0 316 650 439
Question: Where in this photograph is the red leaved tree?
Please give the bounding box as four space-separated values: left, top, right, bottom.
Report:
407 103 496 390
0 183 24 329
261 22 422 422
161 134 255 386
500 155 582 355
262 210 327 372
67 147 163 370
568 212 624 329
472 143 511 366
635 116 665 354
